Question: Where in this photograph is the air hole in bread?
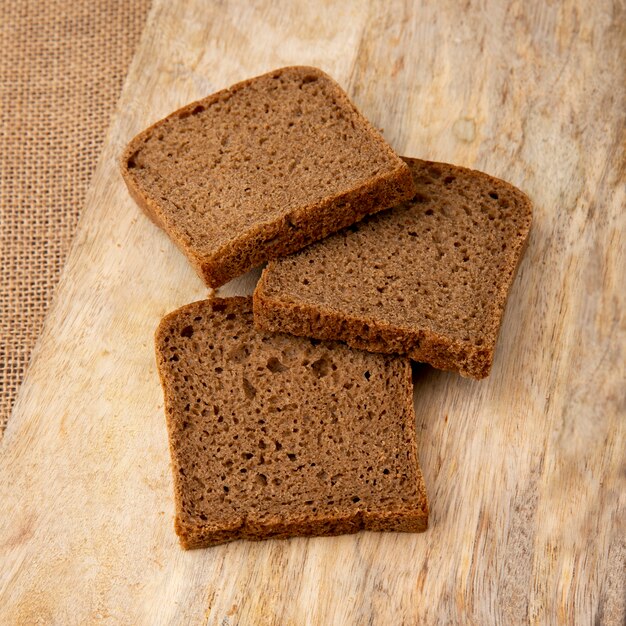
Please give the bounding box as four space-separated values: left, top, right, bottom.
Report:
310 356 331 377
242 377 256 399
266 357 289 373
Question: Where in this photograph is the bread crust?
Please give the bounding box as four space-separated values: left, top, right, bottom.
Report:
254 286 493 378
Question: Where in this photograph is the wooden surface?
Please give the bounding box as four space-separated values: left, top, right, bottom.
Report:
1 0 624 623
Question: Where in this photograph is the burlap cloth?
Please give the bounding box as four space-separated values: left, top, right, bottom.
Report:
0 0 152 433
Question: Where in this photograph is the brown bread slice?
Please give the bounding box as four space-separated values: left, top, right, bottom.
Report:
155 296 428 549
121 66 415 288
254 158 533 379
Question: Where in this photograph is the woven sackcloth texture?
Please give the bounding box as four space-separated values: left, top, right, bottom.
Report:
0 0 151 433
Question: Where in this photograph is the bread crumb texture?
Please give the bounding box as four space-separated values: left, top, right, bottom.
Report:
254 158 532 379
155 297 428 549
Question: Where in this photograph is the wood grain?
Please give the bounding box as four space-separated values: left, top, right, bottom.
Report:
1 0 624 624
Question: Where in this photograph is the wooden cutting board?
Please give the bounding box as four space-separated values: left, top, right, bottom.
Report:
1 1 624 623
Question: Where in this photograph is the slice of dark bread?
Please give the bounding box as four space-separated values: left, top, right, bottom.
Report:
155 296 428 549
121 66 415 288
254 157 532 379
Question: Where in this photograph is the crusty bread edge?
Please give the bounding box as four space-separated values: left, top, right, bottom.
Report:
253 280 492 377
155 296 428 549
120 66 416 288
253 157 533 379
177 504 428 549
